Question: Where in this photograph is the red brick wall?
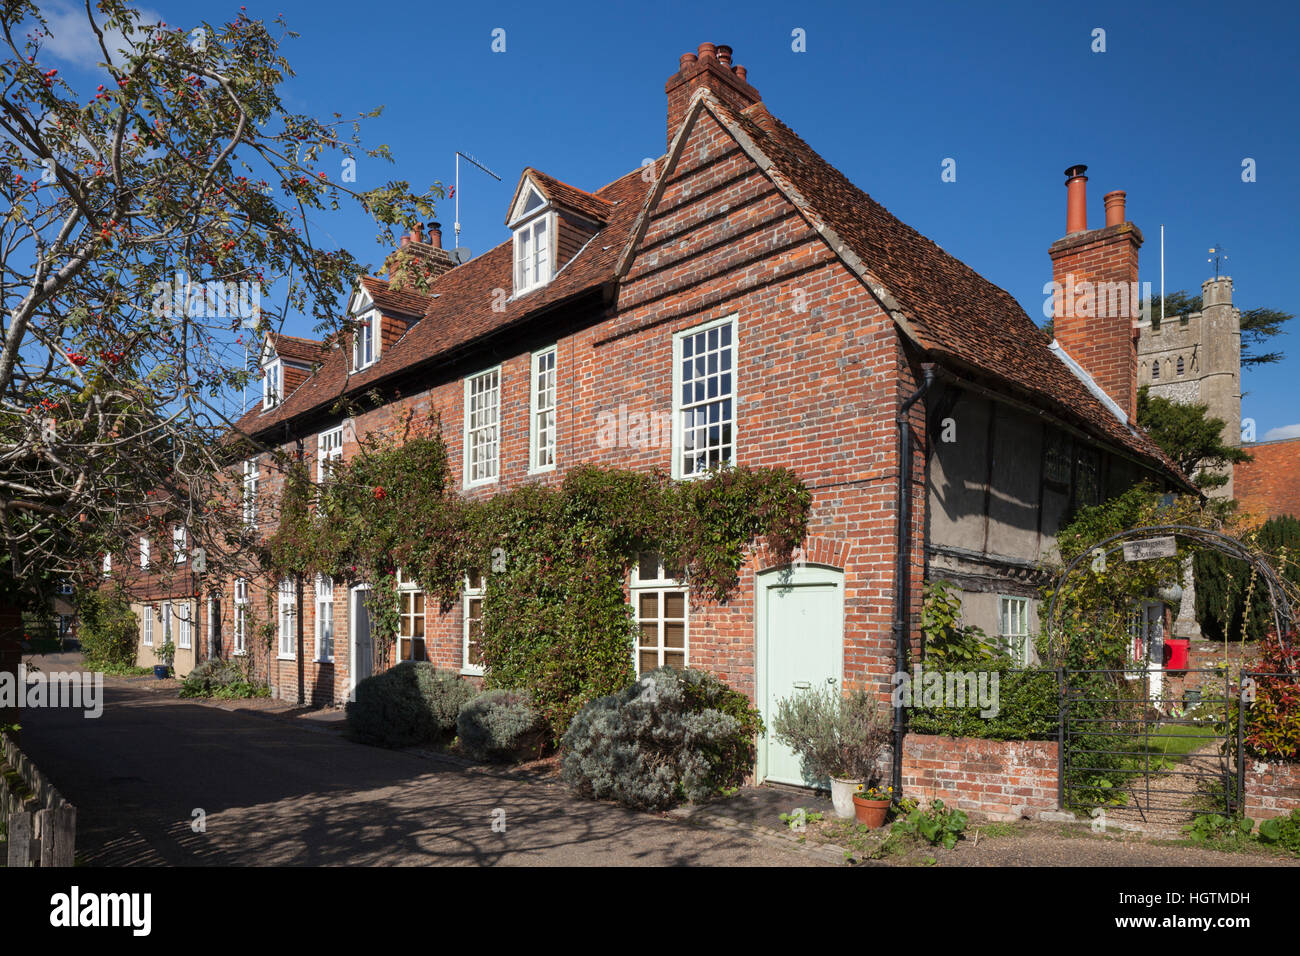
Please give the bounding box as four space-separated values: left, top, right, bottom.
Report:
1236 438 1300 523
1244 760 1300 822
1049 223 1141 420
902 734 1060 820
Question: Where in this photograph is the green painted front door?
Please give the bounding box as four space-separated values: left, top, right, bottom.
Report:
756 566 845 786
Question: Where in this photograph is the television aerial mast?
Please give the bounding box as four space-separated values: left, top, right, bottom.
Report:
454 150 502 263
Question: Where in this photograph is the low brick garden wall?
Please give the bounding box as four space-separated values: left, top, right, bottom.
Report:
901 734 1059 821
1243 760 1300 822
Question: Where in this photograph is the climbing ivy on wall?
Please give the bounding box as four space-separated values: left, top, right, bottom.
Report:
267 413 811 737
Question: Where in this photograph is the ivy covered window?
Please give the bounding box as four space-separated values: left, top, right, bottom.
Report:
631 552 687 674
673 316 737 478
398 586 426 663
234 578 249 656
463 570 484 676
464 367 501 486
277 578 296 659
316 575 335 662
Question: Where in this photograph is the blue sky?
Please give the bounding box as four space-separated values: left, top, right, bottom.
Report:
44 0 1300 437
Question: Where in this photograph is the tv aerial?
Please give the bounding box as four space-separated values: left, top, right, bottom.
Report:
454 150 502 263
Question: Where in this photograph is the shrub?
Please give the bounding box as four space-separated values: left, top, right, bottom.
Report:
771 687 890 782
905 664 1059 741
456 689 548 762
1245 630 1300 761
560 666 763 810
345 663 472 747
178 659 267 699
1258 809 1300 855
76 590 138 669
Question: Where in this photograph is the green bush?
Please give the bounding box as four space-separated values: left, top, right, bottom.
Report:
179 659 267 699
1244 630 1300 761
345 663 472 747
771 687 889 782
456 689 548 762
560 666 763 810
906 664 1059 741
1258 809 1300 855
76 590 139 669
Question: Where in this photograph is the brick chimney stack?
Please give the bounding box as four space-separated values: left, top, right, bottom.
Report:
386 221 456 287
1049 164 1144 421
665 42 761 147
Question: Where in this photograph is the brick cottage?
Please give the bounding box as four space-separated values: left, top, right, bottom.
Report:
120 42 1192 788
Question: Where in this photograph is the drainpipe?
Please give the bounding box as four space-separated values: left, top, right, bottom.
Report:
892 362 936 797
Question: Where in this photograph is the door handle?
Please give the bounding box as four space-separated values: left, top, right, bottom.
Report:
792 681 811 690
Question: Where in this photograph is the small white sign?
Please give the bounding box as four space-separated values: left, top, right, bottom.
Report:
1122 537 1177 562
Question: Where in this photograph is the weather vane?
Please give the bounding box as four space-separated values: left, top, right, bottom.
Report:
1207 243 1227 279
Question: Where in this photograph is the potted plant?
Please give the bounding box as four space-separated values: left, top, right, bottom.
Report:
154 639 176 679
852 784 894 827
772 687 891 818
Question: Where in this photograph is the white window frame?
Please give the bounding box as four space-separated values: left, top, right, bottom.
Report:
396 574 427 663
233 578 249 656
142 604 154 647
102 553 112 576
262 358 283 409
463 366 501 488
277 578 296 660
671 314 738 479
529 346 557 473
462 571 485 676
512 198 553 296
997 595 1030 666
161 600 172 645
316 574 335 662
317 426 344 482
173 526 187 564
242 458 259 528
177 601 192 651
352 310 379 372
140 536 150 569
630 552 689 676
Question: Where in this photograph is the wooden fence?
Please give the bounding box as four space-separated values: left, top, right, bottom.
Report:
1 732 76 866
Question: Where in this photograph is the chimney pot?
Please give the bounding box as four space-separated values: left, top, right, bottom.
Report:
734 64 747 81
697 41 716 61
1064 164 1089 234
409 223 423 245
427 221 442 250
679 52 697 70
1103 190 1126 227
716 44 733 67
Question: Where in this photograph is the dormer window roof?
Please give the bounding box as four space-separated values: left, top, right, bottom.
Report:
259 333 320 411
506 169 614 299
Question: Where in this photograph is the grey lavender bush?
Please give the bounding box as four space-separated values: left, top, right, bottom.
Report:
560 666 763 810
456 689 548 762
346 662 472 748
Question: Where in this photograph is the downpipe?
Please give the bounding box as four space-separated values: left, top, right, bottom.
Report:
891 363 936 797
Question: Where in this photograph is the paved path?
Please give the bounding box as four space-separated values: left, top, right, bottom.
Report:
17 662 828 867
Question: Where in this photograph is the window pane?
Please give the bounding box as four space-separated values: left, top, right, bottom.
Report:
639 649 660 673
638 592 658 618
664 622 685 649
638 552 659 582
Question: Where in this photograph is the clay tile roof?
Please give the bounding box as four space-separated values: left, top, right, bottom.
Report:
268 332 326 367
231 164 656 437
522 167 616 223
710 98 1190 488
358 274 432 317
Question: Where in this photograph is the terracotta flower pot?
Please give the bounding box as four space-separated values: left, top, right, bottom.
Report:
852 795 891 828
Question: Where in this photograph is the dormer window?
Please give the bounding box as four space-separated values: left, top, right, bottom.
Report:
352 310 378 372
509 181 553 296
261 359 282 409
514 215 551 294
